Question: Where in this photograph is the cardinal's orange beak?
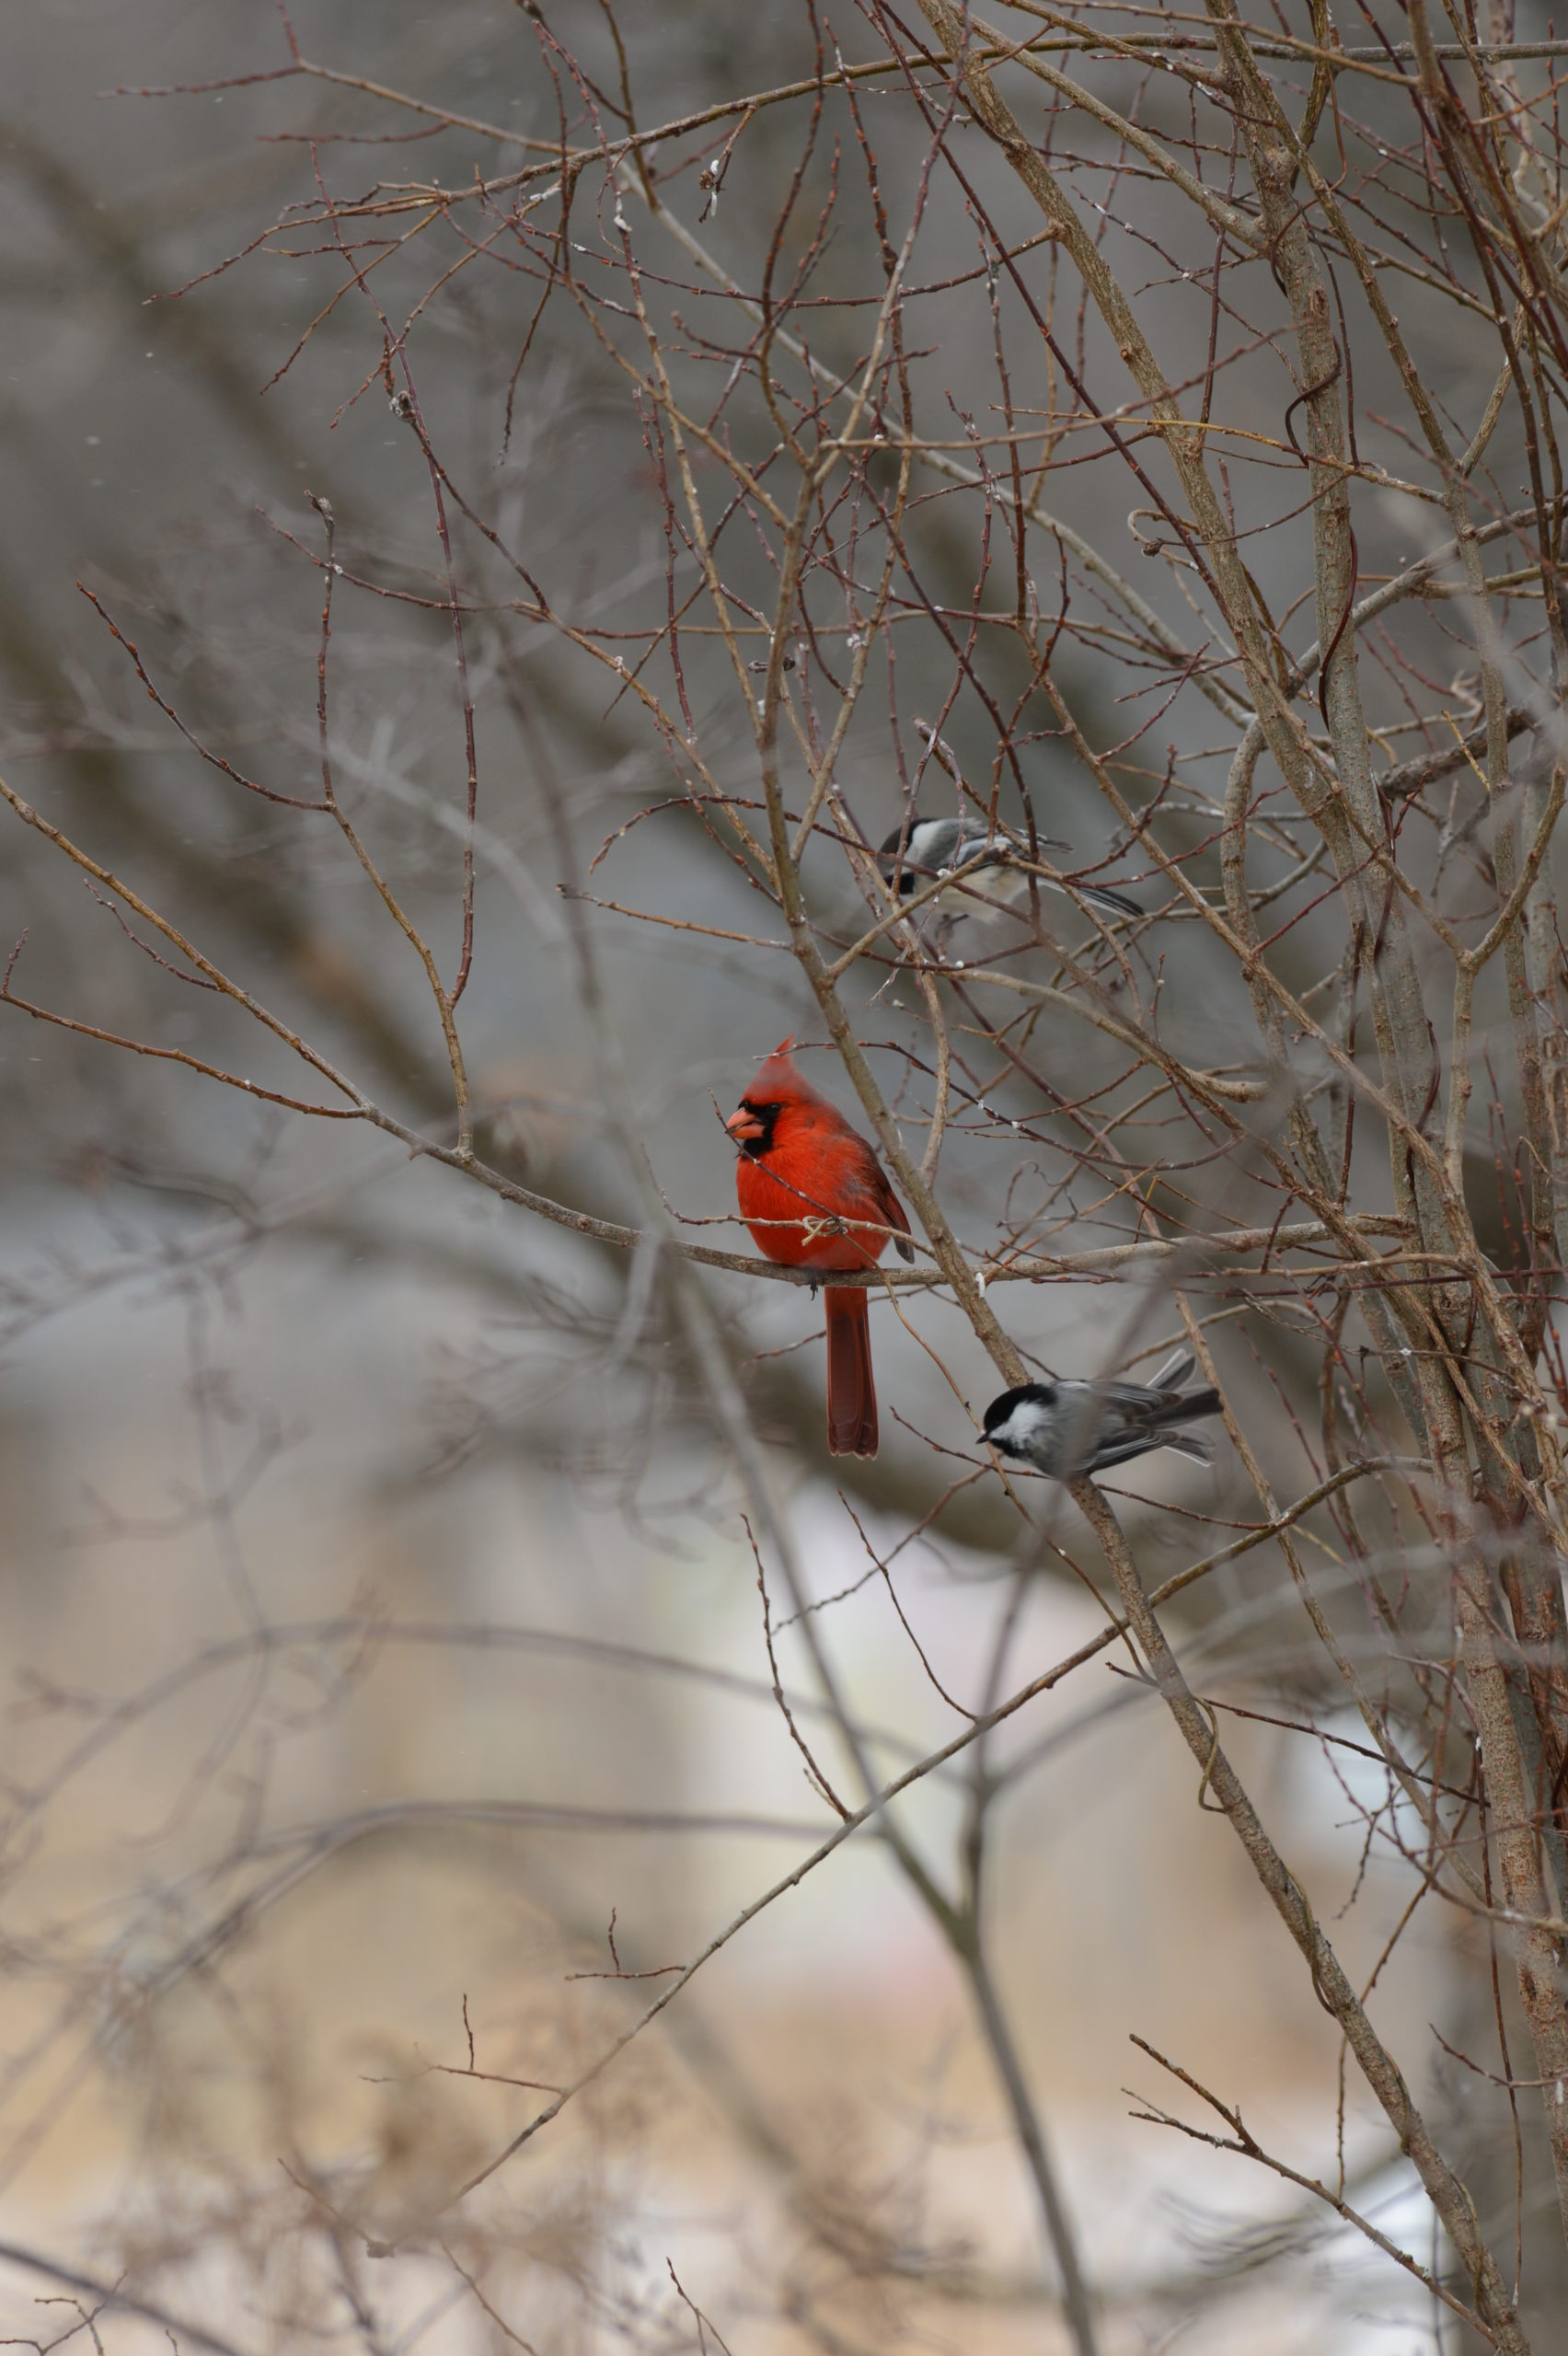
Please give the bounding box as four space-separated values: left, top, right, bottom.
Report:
725 1104 766 1142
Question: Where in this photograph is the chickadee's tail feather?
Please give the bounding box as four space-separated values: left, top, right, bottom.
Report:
1143 1382 1221 1434
1149 1349 1196 1391
1075 881 1141 920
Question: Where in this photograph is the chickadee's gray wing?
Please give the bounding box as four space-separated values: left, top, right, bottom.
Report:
1074 1371 1221 1475
1106 1380 1219 1438
950 821 1020 861
916 817 967 868
878 816 971 894
878 815 968 867
957 833 1138 920
1091 1376 1191 1417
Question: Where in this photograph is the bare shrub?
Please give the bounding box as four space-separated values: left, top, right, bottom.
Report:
5 2 1568 2349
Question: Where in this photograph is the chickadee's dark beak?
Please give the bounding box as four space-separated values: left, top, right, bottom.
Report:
725 1106 766 1142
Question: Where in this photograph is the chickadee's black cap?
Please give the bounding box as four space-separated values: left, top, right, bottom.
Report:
983 1382 1053 1433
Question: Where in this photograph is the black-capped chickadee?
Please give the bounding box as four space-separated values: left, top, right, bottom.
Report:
982 1349 1221 1480
877 812 1140 925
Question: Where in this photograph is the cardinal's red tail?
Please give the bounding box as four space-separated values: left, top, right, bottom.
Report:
824 1287 878 1457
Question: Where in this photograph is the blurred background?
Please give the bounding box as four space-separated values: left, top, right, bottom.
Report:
0 4 1538 2349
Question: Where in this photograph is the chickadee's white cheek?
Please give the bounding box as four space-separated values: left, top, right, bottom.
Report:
992 1402 1051 1452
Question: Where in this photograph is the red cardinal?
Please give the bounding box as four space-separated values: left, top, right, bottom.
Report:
726 1039 914 1457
